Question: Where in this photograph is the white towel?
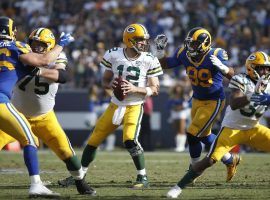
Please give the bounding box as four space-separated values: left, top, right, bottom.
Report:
112 106 126 125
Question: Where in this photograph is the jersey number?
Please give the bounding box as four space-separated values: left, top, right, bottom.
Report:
0 48 15 70
187 66 213 87
18 76 49 95
117 65 140 86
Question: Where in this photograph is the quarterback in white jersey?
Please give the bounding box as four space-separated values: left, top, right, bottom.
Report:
58 23 163 189
0 28 96 196
167 51 270 199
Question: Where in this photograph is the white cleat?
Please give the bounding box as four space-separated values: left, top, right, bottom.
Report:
167 185 182 198
29 183 60 198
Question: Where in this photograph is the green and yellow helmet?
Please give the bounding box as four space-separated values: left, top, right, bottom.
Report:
246 51 270 81
29 28 56 52
0 16 16 41
123 23 150 52
184 27 211 59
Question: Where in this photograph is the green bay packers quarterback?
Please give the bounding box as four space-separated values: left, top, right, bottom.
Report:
58 23 163 189
0 27 96 196
167 51 270 198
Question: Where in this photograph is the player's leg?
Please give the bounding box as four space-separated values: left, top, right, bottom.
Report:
122 104 148 188
246 124 270 152
30 111 96 195
0 103 59 197
167 127 240 198
0 130 16 150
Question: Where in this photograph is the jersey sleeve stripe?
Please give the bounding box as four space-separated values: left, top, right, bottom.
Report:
55 59 68 64
213 48 221 56
229 82 245 92
147 67 162 75
177 47 184 58
230 78 244 87
101 59 112 68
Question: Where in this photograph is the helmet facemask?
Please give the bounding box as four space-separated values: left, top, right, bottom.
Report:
129 37 150 53
29 40 48 54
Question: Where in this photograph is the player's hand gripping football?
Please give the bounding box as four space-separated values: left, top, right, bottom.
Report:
120 79 137 95
255 74 270 94
58 32 74 47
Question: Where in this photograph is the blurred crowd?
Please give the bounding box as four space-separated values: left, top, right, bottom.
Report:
1 0 270 90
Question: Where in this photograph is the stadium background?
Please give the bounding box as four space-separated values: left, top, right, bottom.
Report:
2 0 270 148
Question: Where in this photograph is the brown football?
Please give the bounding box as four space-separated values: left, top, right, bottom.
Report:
113 76 126 101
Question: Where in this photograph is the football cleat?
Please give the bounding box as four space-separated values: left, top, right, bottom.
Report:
166 185 182 199
29 183 60 198
132 174 149 189
58 176 75 187
226 153 241 182
75 178 96 196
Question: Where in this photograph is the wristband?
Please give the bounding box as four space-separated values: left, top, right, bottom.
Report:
145 87 153 97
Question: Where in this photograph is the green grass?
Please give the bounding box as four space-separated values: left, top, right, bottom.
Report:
0 150 270 199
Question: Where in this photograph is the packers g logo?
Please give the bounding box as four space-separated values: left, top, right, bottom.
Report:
126 26 136 33
248 54 256 61
48 33 55 39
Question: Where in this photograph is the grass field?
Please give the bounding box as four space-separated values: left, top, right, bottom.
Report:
0 150 270 200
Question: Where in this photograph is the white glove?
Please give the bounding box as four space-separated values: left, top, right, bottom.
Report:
255 74 270 94
152 34 168 59
210 55 229 74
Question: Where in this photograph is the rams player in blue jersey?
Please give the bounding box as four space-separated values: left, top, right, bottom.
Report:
0 16 73 197
153 27 240 182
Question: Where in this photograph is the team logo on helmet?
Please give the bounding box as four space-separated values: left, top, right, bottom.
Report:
126 26 136 33
247 54 256 61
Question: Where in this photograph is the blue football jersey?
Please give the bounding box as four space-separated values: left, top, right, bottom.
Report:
166 47 229 100
0 40 32 102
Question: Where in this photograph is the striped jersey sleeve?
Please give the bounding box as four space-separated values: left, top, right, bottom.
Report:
15 41 32 54
228 74 245 92
55 52 68 66
147 57 163 77
100 50 112 70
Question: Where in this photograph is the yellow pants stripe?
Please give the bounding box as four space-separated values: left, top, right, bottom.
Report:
6 103 36 146
196 99 222 137
134 105 144 143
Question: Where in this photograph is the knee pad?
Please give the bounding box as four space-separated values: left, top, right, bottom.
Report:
187 133 200 145
124 140 143 157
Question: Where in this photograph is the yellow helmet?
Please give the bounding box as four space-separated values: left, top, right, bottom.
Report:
123 23 150 52
0 16 16 41
29 28 55 52
184 27 211 59
246 51 270 81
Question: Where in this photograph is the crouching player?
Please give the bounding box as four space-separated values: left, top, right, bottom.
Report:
0 28 96 196
167 51 270 198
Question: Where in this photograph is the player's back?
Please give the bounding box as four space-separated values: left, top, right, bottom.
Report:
0 40 30 102
222 73 269 130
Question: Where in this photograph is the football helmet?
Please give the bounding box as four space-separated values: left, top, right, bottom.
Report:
246 51 270 81
123 24 150 53
184 27 211 60
29 28 55 53
0 16 16 41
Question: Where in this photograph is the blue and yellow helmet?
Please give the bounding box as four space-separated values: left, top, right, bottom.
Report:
0 16 16 41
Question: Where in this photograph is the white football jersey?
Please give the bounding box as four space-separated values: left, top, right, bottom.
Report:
100 47 163 106
12 52 67 117
222 73 269 130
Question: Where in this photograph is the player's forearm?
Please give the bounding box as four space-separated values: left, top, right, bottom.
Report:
230 96 250 110
42 45 63 65
38 68 69 83
159 57 170 69
224 67 234 80
135 85 159 96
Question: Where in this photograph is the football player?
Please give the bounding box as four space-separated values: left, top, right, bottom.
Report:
58 23 163 189
167 51 270 198
153 27 240 181
0 27 96 196
0 16 73 197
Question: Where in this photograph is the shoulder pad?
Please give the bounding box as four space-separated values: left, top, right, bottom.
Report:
229 73 247 92
15 41 32 54
213 48 228 61
176 47 185 58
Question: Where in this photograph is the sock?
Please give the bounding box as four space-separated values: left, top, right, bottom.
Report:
187 133 202 159
222 153 233 165
191 157 200 165
30 175 42 184
177 167 202 189
138 169 146 176
23 145 39 176
131 153 145 170
69 167 84 180
64 155 81 171
82 166 88 175
81 145 97 167
201 133 216 146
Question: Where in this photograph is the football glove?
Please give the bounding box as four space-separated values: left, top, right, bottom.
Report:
250 93 270 106
210 55 229 74
255 74 270 94
58 32 74 47
152 34 168 59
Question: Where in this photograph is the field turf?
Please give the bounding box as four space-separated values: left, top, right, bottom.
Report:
0 150 269 199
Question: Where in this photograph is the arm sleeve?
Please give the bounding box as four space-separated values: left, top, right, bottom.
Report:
166 47 184 69
15 41 32 55
147 57 163 77
228 74 245 93
215 48 229 66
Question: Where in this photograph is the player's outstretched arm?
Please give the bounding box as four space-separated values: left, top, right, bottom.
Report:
152 34 171 69
19 32 74 67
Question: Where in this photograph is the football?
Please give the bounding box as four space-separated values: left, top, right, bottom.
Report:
113 76 126 101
